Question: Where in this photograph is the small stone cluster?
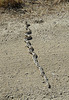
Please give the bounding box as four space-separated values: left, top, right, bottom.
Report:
24 21 51 88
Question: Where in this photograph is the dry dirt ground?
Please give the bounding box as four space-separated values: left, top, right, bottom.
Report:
0 3 69 100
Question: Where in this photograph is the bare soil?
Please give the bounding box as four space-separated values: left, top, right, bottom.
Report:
0 3 69 100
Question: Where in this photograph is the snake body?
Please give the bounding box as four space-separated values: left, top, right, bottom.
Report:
24 22 51 88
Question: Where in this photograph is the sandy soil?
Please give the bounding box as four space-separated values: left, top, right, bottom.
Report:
0 4 69 100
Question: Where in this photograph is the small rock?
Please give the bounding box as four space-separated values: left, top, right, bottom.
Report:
25 73 28 75
59 92 62 95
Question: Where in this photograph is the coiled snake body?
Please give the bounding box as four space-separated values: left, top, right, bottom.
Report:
24 22 51 88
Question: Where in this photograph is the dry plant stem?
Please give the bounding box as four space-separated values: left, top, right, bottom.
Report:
24 21 51 89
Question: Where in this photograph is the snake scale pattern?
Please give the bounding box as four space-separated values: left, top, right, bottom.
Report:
24 21 51 88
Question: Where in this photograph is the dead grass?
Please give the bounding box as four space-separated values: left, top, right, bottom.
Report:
0 0 68 7
0 0 24 8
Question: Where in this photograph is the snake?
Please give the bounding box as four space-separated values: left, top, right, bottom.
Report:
24 21 51 88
